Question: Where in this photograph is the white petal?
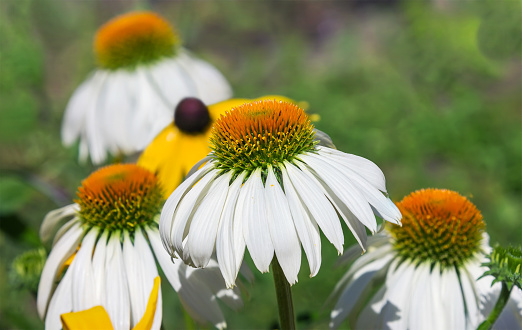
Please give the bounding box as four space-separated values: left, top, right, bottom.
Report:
40 204 79 244
301 153 378 233
242 168 274 273
71 227 98 312
439 267 466 329
216 172 247 288
92 230 108 306
146 57 194 107
52 218 80 247
83 72 111 164
294 160 367 249
61 72 98 146
265 166 301 285
281 165 321 277
159 161 214 256
44 267 73 330
379 260 416 330
330 254 394 329
188 171 232 268
284 161 344 253
177 263 227 328
148 228 227 328
460 264 482 329
37 222 83 319
407 263 435 330
176 50 232 104
188 259 243 311
123 230 158 327
316 146 387 193
318 150 401 224
105 232 130 330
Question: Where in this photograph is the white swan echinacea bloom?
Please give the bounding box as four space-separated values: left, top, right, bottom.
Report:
37 164 249 330
159 99 402 288
61 11 232 164
329 188 522 329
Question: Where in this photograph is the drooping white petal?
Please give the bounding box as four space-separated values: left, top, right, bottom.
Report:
281 165 322 277
335 234 390 267
105 232 130 330
61 72 100 146
92 230 108 306
407 263 436 330
188 171 232 268
284 161 344 253
40 204 79 244
439 267 466 329
242 168 274 273
123 230 158 328
147 228 226 328
178 264 228 329
71 227 98 312
265 166 301 285
316 146 387 193
146 57 195 107
44 267 73 330
52 218 80 247
376 259 415 330
176 50 233 105
151 286 163 330
330 253 394 329
188 259 243 311
159 161 214 256
301 153 378 233
84 72 111 164
318 150 401 224
37 222 83 319
99 70 136 155
294 160 367 249
427 264 446 330
216 172 247 288
460 264 482 329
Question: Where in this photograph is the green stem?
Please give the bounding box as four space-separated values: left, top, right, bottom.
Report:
272 257 296 330
477 282 512 330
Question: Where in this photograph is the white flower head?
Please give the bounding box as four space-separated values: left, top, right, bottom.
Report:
61 11 232 164
329 188 522 329
160 99 402 288
37 164 246 330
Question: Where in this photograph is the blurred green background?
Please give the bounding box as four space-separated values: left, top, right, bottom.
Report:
0 0 520 329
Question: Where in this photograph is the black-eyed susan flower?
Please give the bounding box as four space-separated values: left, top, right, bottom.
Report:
159 99 401 288
138 95 315 198
61 11 232 164
37 164 248 330
329 188 522 330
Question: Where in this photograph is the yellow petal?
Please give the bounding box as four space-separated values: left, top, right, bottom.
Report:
61 306 114 330
133 276 161 330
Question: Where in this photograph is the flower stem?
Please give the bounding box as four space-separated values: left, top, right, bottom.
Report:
272 257 296 330
478 282 512 330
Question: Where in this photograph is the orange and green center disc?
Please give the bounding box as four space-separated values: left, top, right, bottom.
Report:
95 11 179 70
209 100 316 174
76 164 163 232
388 188 485 269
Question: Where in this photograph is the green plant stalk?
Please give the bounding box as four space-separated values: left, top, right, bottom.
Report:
272 257 296 330
477 282 512 330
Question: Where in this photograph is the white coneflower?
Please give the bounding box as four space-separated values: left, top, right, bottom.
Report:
329 188 522 330
138 95 315 198
61 11 232 164
159 99 402 288
37 164 247 330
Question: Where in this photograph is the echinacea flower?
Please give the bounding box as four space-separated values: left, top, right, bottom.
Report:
159 99 402 288
62 11 232 164
138 95 313 198
329 188 522 330
37 164 247 330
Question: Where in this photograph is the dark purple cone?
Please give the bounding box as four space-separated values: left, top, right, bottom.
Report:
174 97 211 134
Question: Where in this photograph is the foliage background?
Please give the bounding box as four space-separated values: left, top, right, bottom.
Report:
0 0 520 329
